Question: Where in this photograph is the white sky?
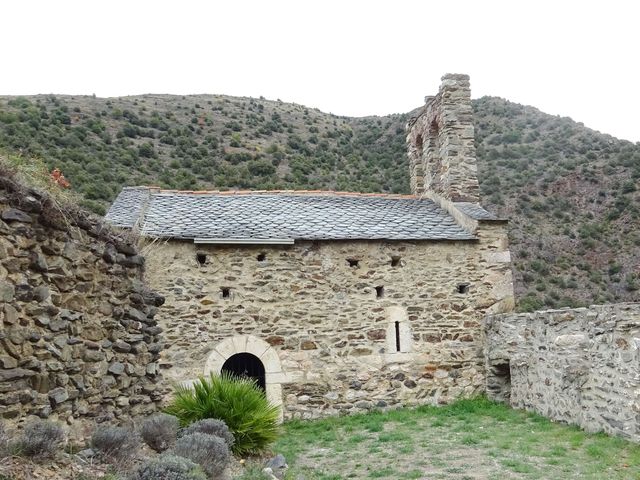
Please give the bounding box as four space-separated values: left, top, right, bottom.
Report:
1 0 639 142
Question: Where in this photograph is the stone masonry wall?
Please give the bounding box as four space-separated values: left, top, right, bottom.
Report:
485 303 640 441
145 220 513 420
0 176 164 436
406 74 480 202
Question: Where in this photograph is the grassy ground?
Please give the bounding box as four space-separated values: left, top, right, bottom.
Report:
257 397 640 480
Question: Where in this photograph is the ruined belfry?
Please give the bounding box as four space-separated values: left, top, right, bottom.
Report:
407 74 480 202
106 74 515 420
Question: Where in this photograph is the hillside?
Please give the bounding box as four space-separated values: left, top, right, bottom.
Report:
0 93 639 311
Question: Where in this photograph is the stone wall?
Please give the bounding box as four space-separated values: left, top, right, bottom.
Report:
144 219 513 420
485 303 640 441
0 175 164 435
406 74 479 202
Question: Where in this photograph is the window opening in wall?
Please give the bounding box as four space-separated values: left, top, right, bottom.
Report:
415 134 423 153
221 287 230 298
427 119 441 173
391 256 401 267
394 321 401 352
375 285 385 298
457 283 470 294
196 253 207 265
347 258 359 268
257 252 266 262
489 361 511 403
429 119 440 147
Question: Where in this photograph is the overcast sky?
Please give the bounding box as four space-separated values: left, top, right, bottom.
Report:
2 0 638 142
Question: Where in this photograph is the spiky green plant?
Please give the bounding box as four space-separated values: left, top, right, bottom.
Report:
165 372 280 455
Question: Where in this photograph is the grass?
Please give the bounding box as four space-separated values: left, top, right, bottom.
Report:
268 397 640 480
0 150 78 205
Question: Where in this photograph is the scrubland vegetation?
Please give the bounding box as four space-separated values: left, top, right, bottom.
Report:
1 93 639 311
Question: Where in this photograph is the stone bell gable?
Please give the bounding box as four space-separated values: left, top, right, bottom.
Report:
105 74 515 420
406 74 480 203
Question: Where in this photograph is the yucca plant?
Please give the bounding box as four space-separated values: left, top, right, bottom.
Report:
165 372 280 455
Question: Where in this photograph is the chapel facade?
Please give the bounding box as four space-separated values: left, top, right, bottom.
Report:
106 74 515 420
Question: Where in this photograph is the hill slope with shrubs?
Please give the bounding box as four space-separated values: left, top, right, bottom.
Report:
0 93 639 311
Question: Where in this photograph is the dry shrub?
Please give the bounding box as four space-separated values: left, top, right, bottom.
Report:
0 422 8 458
91 425 140 463
180 418 234 449
16 419 65 458
130 454 207 480
141 413 180 452
170 432 230 477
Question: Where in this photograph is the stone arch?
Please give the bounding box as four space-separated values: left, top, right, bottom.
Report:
427 119 441 162
415 133 424 154
204 335 284 418
425 118 442 191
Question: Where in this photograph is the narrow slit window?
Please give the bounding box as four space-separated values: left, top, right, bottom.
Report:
196 253 207 265
457 283 470 294
347 258 359 268
395 321 401 352
221 287 230 298
257 252 266 262
391 256 401 267
375 286 384 298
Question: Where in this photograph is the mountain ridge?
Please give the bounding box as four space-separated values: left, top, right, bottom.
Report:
0 92 638 311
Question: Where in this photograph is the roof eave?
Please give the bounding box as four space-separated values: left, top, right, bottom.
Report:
140 234 478 243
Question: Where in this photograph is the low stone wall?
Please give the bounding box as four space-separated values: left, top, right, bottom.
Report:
0 175 164 435
485 303 640 441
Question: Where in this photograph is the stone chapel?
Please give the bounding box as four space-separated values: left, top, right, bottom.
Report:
106 74 515 420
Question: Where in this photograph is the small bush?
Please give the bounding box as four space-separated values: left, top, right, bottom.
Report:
91 425 140 462
180 418 234 449
141 413 180 452
0 422 8 458
170 433 230 477
165 372 279 455
16 419 64 458
130 454 207 480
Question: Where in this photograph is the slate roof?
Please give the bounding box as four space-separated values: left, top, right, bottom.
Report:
105 187 480 242
453 202 503 221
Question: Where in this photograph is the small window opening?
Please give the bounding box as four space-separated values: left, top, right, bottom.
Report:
489 361 511 403
196 253 207 265
375 285 385 298
347 258 359 268
457 283 470 294
391 256 401 267
394 321 401 352
257 252 266 262
221 287 230 298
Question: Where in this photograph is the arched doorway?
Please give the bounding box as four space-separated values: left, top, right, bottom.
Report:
204 335 286 420
221 352 266 392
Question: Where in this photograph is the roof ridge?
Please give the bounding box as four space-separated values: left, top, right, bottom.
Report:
134 186 418 199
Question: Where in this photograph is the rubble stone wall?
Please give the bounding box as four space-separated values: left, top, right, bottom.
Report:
0 177 164 435
145 220 513 420
485 303 640 441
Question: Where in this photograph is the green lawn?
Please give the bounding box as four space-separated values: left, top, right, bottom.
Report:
257 398 640 479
